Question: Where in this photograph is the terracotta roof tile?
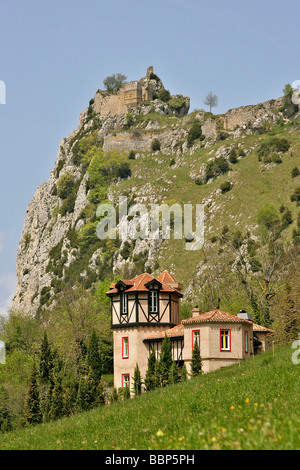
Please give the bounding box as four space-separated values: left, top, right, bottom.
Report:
144 324 184 341
156 270 178 284
106 272 183 296
182 310 250 325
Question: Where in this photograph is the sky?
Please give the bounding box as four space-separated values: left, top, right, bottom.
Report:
0 0 300 316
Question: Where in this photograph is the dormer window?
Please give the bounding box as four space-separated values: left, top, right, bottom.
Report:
149 291 158 314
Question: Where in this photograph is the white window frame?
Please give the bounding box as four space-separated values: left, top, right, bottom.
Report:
149 291 158 313
122 293 128 315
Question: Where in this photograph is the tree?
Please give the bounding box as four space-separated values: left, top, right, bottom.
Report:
204 92 218 113
87 329 102 382
144 349 157 391
159 335 173 386
191 338 202 376
24 364 42 425
39 331 53 383
168 361 179 384
103 73 127 94
181 364 188 382
133 363 142 396
48 378 64 420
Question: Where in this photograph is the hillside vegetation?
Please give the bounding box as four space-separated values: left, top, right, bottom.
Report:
0 343 299 450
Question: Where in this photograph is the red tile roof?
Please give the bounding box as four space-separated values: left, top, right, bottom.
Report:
144 324 184 341
106 271 183 297
251 322 274 333
156 270 178 284
182 309 251 325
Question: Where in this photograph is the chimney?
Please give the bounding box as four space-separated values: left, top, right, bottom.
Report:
237 309 253 322
192 305 201 317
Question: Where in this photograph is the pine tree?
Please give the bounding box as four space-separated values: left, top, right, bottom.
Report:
154 360 161 388
95 378 105 407
24 364 42 425
181 364 188 382
160 335 173 386
191 339 202 376
133 363 142 396
145 349 157 391
123 385 131 399
168 361 179 384
49 378 64 420
40 331 53 383
87 329 102 383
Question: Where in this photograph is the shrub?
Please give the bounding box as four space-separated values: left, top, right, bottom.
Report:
281 208 293 229
292 167 300 178
229 148 238 164
257 203 280 229
57 172 75 200
187 121 202 147
157 89 171 103
128 150 136 160
151 139 161 152
290 186 300 204
205 157 230 182
220 181 232 193
258 137 290 158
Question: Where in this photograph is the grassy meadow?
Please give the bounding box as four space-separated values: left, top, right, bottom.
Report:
0 343 299 450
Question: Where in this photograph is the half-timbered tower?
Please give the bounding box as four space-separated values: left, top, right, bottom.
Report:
106 270 183 390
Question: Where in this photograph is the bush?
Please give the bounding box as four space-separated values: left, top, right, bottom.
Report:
257 203 280 229
157 89 171 103
229 148 238 164
128 150 136 160
57 172 75 200
151 139 161 152
290 186 300 204
205 157 230 182
258 137 290 158
220 181 232 193
292 167 300 178
187 121 202 147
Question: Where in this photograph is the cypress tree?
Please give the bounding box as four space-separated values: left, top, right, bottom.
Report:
191 338 202 376
49 378 64 420
154 359 161 388
24 364 42 425
95 378 105 407
87 329 102 383
40 331 53 383
181 364 188 382
133 363 142 396
168 361 179 384
123 385 130 399
145 349 156 391
160 335 173 386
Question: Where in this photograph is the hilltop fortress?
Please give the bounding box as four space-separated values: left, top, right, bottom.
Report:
92 66 190 118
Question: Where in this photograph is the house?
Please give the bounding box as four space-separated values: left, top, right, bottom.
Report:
106 270 273 391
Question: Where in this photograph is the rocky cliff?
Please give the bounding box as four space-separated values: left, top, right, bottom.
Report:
13 69 298 316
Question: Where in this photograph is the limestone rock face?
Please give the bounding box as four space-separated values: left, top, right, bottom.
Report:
12 67 288 316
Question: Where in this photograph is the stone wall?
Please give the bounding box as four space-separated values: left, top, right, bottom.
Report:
94 80 153 116
223 97 283 130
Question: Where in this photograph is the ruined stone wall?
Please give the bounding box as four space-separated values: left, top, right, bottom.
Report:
94 80 153 116
223 97 283 130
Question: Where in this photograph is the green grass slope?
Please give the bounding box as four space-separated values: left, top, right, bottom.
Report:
1 343 299 450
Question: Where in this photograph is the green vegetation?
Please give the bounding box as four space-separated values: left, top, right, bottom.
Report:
103 73 127 94
0 344 298 450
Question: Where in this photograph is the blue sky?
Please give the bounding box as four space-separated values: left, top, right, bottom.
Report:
0 0 300 315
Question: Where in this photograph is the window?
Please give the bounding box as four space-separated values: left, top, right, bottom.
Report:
245 330 249 353
220 329 231 351
122 337 129 358
192 330 200 349
149 291 158 313
122 374 130 389
122 293 128 315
